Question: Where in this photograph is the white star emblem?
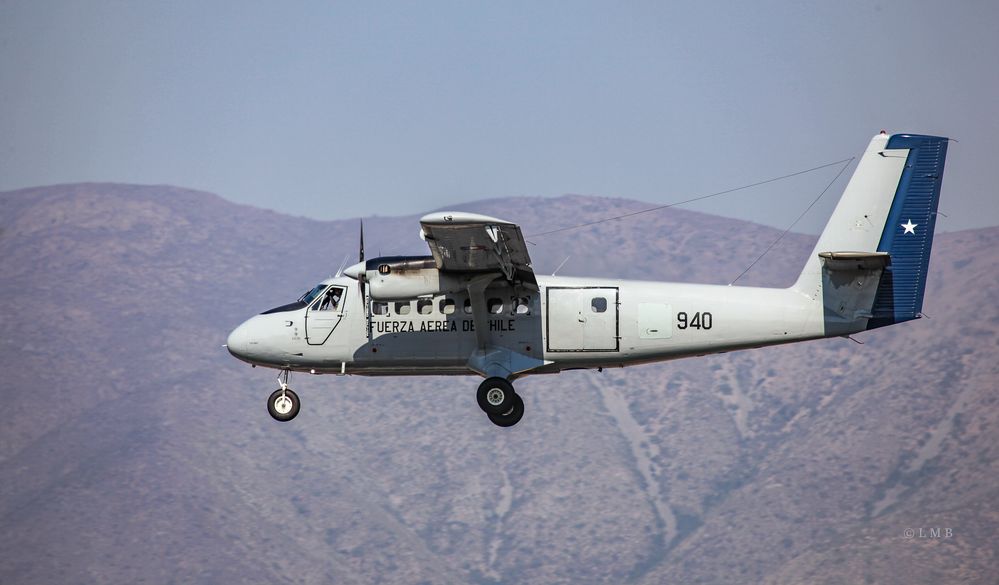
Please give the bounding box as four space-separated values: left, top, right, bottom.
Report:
901 219 917 235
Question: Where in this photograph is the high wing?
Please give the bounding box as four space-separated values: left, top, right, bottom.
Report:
419 212 537 287
420 211 545 378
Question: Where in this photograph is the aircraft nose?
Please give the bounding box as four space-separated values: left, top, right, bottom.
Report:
226 322 251 359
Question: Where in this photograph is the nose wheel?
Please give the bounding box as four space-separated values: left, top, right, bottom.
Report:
477 377 524 427
267 370 300 422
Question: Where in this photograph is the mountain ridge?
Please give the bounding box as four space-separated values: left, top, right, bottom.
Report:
1 182 996 584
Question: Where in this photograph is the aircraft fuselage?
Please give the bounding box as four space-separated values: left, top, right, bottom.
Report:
227 273 836 379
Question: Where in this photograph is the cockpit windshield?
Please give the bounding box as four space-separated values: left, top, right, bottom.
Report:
260 283 331 315
298 284 328 305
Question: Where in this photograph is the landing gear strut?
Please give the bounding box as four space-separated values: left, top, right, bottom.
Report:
267 369 300 422
477 377 524 427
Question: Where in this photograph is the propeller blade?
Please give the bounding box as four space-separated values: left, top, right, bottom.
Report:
359 220 366 301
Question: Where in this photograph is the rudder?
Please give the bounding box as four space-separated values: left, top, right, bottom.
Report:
866 134 949 328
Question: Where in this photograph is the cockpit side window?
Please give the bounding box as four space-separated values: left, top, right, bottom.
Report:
314 287 344 311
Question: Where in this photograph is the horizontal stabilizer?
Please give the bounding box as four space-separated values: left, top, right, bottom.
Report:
819 251 890 272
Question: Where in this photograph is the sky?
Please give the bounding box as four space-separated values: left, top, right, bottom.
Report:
2 0 998 234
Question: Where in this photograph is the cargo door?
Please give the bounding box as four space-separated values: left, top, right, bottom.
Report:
546 287 618 352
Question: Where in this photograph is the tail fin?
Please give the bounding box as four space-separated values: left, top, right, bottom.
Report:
793 133 949 330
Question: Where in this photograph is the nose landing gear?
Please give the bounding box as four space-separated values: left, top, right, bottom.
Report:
267 369 300 422
476 377 524 427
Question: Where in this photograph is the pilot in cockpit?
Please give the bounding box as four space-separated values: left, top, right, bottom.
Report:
317 287 342 311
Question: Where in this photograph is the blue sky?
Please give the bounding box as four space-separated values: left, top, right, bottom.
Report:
2 1 997 233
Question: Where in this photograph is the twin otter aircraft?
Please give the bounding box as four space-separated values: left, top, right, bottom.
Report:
227 133 949 427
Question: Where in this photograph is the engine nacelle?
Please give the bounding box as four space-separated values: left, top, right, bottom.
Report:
356 256 470 300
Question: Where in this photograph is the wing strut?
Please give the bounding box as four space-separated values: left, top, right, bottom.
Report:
466 273 499 350
484 224 516 281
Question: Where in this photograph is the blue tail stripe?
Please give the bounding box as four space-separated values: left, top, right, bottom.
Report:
868 134 948 330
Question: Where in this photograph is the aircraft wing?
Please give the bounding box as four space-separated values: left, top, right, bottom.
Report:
419 212 537 287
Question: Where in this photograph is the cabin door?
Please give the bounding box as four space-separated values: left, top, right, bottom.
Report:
305 286 345 345
546 287 619 352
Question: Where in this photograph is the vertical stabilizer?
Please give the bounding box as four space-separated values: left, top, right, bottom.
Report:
793 133 949 330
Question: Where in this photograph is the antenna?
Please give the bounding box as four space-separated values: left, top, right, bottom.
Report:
552 256 570 276
527 157 854 239
729 157 854 285
334 254 350 278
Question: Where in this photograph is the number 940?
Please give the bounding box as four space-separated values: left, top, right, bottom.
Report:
677 311 712 330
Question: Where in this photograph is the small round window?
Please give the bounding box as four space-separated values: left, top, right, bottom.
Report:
591 297 607 313
378 264 391 275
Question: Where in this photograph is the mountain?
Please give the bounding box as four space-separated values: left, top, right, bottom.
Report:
1 183 996 584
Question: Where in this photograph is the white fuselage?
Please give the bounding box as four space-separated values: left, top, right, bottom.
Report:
227 273 835 379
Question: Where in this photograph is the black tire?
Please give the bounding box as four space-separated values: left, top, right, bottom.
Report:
267 388 301 422
476 377 516 415
487 393 524 428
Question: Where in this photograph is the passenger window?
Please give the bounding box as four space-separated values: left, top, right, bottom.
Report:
417 299 433 315
591 297 608 313
395 301 411 315
372 301 389 315
488 298 504 314
440 298 456 315
513 297 531 315
463 299 473 314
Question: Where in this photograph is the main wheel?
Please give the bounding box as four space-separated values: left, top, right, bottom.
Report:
477 377 516 415
267 388 301 422
487 393 524 428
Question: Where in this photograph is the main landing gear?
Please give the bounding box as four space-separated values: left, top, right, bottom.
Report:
267 369 300 422
476 377 524 427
